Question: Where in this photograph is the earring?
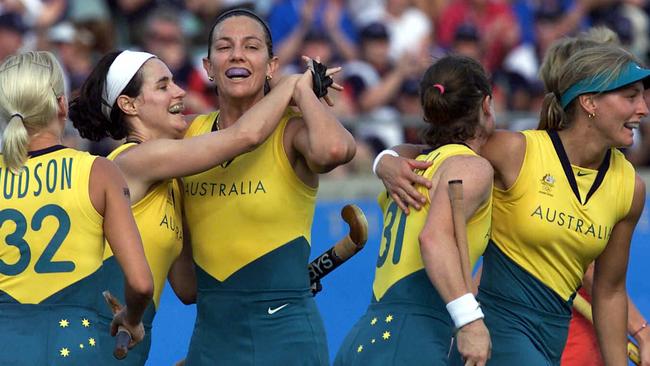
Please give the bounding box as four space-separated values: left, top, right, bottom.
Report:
266 74 272 80
208 76 214 82
588 112 596 119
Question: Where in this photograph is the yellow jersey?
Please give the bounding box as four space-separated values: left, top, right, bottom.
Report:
491 130 635 300
100 143 183 322
372 144 492 302
0 145 103 307
183 109 317 288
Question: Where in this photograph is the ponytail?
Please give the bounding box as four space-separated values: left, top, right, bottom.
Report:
2 114 29 173
538 92 567 130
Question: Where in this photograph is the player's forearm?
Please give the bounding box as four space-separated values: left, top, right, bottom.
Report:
230 74 299 146
593 286 628 364
119 76 299 183
293 84 356 169
628 297 649 344
169 232 197 305
122 280 153 326
420 235 469 302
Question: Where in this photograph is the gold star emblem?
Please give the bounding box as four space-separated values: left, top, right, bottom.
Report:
357 345 363 353
81 318 90 327
385 314 393 323
59 319 69 328
382 331 391 340
370 317 377 325
88 338 96 347
371 339 376 344
60 348 70 357
79 344 84 349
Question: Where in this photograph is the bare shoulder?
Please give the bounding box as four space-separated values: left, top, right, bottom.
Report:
90 156 129 189
443 154 494 179
89 157 129 215
483 130 526 160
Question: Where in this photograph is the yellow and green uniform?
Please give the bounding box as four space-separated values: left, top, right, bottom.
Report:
451 130 635 365
335 144 492 366
0 145 104 365
183 110 328 365
95 143 183 365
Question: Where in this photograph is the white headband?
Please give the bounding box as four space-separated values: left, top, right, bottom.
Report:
102 50 156 119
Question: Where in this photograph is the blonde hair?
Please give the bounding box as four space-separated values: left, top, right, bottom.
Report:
540 44 639 131
0 51 65 172
538 26 620 130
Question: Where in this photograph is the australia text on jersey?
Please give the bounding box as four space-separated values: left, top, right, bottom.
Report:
184 180 266 197
1 157 73 199
530 204 613 240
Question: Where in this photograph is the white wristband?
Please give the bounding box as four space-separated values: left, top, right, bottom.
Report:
372 149 399 176
446 293 484 329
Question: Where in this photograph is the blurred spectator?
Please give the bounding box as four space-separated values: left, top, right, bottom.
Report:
437 0 520 72
338 21 424 156
107 0 185 46
67 0 114 53
511 0 624 54
289 27 336 68
358 0 433 62
0 12 27 62
267 0 358 66
412 0 451 23
46 22 94 97
1 0 67 28
343 22 426 113
450 22 482 61
503 5 566 85
382 0 433 62
620 1 649 63
183 0 260 53
395 77 423 144
589 1 649 61
358 21 391 75
142 6 215 113
346 0 384 25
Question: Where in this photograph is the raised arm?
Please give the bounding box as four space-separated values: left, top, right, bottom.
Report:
89 157 153 345
375 129 525 213
593 174 646 365
419 155 493 365
287 68 356 177
114 74 301 201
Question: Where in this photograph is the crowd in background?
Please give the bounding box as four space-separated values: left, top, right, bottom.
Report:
2 0 650 175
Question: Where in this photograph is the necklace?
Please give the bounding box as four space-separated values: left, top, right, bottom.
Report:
212 113 220 132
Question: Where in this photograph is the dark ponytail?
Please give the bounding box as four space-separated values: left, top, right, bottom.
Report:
69 50 144 141
419 56 491 148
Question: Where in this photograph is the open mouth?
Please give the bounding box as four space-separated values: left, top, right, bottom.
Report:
225 67 251 79
624 121 640 130
168 103 184 114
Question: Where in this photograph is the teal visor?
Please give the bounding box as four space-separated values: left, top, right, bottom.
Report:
560 62 650 108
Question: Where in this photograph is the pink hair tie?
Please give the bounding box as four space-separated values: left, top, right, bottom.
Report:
433 83 445 94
